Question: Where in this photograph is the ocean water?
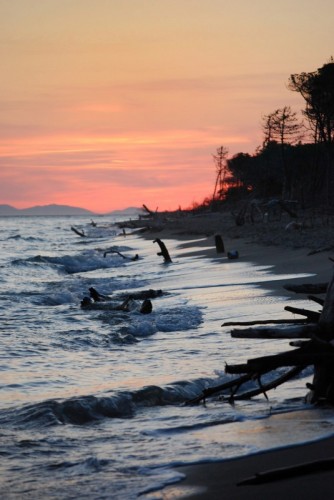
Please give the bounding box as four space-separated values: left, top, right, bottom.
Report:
1 215 334 499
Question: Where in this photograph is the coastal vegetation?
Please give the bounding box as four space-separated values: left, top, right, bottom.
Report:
205 58 334 213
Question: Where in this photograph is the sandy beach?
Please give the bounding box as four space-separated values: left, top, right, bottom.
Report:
124 210 334 499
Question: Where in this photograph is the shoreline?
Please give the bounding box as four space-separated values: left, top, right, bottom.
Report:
159 434 334 499
126 213 334 499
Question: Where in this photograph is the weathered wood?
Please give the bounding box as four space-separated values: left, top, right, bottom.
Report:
238 457 334 485
71 226 86 237
230 324 319 339
284 283 328 294
143 203 158 215
103 248 127 259
222 318 306 327
308 295 325 306
139 299 153 314
185 372 256 405
233 366 305 400
226 341 334 374
153 238 172 263
284 305 320 322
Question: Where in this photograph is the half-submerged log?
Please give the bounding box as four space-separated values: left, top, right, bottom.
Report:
308 295 325 306
104 249 139 260
222 318 307 327
226 340 334 374
104 248 127 259
284 305 320 322
186 366 304 405
237 457 334 486
233 365 305 400
153 238 172 263
185 372 261 405
230 324 319 339
71 226 86 237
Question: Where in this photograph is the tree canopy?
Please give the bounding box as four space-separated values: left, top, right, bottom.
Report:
206 59 334 211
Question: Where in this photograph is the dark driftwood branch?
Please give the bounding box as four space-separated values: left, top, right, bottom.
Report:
71 226 86 237
284 305 320 322
185 372 258 405
103 249 127 259
226 341 334 374
222 318 306 327
186 365 304 405
238 457 334 486
233 366 305 400
143 204 158 215
308 294 325 306
153 238 172 263
230 324 319 339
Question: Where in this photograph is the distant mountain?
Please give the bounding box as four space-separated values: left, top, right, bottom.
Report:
0 204 95 216
0 204 20 215
108 207 144 216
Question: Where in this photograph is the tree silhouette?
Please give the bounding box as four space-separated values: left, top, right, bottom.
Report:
289 59 334 206
262 107 303 198
212 146 229 202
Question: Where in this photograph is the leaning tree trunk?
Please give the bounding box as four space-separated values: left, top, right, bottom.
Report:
309 272 334 404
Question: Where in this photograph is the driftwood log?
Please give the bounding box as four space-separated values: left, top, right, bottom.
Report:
188 270 334 405
153 238 172 263
71 226 86 237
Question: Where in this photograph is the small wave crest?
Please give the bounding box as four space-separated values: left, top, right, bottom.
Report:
12 247 132 274
0 377 216 428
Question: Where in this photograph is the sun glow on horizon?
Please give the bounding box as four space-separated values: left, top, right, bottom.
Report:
1 0 332 212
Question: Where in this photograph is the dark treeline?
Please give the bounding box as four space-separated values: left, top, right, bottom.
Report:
204 58 334 212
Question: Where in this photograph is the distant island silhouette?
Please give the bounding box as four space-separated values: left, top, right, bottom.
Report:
0 204 142 216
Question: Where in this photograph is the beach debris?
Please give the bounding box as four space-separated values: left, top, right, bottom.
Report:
142 204 158 216
89 287 110 302
308 295 325 306
81 287 162 314
227 250 239 259
71 226 86 237
237 457 334 485
187 268 334 406
153 238 172 263
229 324 319 339
214 234 225 254
103 248 139 260
223 318 308 327
81 294 153 314
186 366 304 405
284 305 321 322
118 289 163 300
139 299 152 314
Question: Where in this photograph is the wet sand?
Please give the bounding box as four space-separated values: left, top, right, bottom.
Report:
123 211 334 499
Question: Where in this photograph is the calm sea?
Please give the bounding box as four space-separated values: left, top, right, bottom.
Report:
1 215 333 499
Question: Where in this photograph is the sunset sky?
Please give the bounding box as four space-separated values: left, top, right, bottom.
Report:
1 0 333 213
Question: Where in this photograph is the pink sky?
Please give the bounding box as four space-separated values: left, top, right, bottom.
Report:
1 0 333 213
